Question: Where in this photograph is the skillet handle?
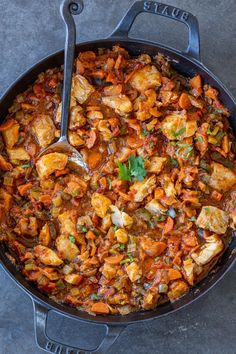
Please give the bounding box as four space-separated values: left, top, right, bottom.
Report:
110 0 201 61
33 301 125 354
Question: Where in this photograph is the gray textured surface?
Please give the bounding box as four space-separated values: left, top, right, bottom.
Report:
0 1 236 353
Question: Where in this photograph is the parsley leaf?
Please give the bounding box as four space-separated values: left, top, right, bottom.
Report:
117 161 131 182
117 155 147 182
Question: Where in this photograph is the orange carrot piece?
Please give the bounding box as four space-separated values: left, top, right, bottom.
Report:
104 254 124 265
91 302 110 314
86 230 96 240
168 269 182 281
163 217 174 234
189 74 201 89
39 195 52 205
211 190 223 201
99 176 107 190
0 119 15 131
17 183 33 196
205 87 218 100
55 169 69 177
88 150 103 169
127 135 144 148
178 92 191 109
154 188 164 200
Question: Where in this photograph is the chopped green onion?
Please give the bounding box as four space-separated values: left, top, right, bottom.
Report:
119 244 125 250
155 256 161 262
172 127 186 137
158 283 168 293
189 216 197 222
56 279 65 289
156 215 166 222
21 163 31 169
81 226 87 233
91 293 99 300
107 176 112 190
69 235 75 243
148 220 155 228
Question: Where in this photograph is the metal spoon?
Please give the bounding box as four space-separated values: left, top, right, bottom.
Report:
37 0 88 173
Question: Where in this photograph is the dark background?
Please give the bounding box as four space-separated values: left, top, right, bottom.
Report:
0 1 236 353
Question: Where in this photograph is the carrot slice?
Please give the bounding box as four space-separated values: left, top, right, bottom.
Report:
163 217 174 234
91 302 110 314
88 150 103 169
178 92 191 109
39 195 52 205
99 176 107 190
104 254 124 265
168 269 182 281
86 230 96 240
189 74 202 89
0 119 15 131
17 183 33 196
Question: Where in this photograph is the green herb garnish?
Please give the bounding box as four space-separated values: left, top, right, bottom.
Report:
120 254 134 265
195 136 204 144
156 215 166 222
117 155 147 182
189 216 197 222
119 244 125 250
148 220 155 228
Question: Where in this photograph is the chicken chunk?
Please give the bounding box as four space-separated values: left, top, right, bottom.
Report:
34 245 63 266
56 102 86 129
130 65 162 92
145 199 167 215
185 120 198 137
125 262 141 282
7 147 30 161
91 193 112 218
2 120 19 148
32 114 55 148
161 175 176 198
191 235 224 266
102 94 132 115
58 211 77 236
196 206 229 234
130 175 156 202
72 74 94 104
183 258 203 285
36 153 68 179
161 112 187 140
15 217 38 236
110 205 133 228
56 235 79 261
39 223 51 246
208 162 236 192
147 156 167 174
64 274 82 285
68 132 84 147
0 188 12 210
167 280 189 301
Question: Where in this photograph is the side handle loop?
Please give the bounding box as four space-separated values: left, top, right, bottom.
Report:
110 1 201 61
33 301 125 354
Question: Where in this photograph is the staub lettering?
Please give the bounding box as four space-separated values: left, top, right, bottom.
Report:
46 341 63 354
143 1 189 22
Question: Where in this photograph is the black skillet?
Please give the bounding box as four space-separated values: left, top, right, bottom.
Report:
0 1 235 353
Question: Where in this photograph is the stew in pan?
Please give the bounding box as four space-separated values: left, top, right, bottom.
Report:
0 46 235 315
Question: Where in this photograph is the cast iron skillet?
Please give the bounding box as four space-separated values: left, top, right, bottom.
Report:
0 1 236 353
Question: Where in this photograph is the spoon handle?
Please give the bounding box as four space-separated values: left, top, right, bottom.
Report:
59 0 83 142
